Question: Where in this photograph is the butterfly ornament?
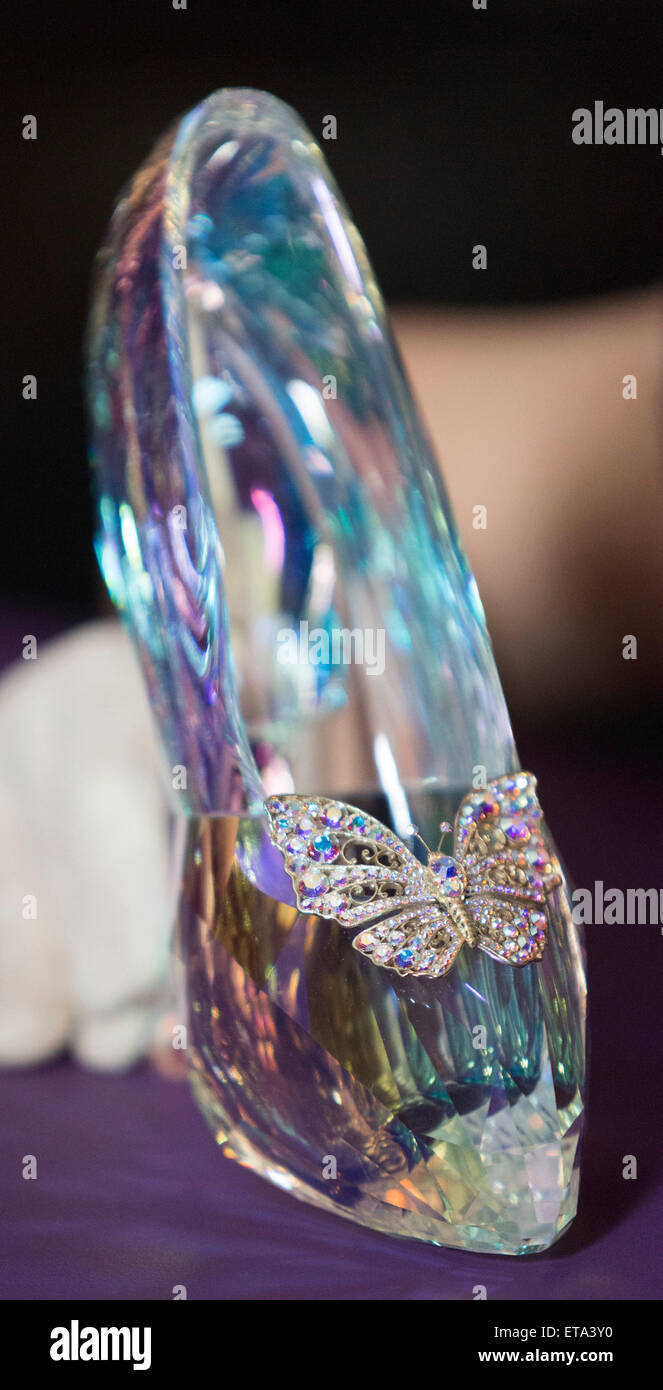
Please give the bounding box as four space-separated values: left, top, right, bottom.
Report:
265 774 561 979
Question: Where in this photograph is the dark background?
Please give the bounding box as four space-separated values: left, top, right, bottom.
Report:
4 0 663 617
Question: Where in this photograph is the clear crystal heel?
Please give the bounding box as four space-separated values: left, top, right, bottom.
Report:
87 89 586 1254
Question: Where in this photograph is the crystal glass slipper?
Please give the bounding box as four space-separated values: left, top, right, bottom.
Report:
87 89 586 1254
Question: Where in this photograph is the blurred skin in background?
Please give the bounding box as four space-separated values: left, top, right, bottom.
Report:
87 285 663 728
395 287 663 721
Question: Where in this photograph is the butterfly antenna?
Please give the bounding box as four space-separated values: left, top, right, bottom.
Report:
436 821 453 852
405 823 433 856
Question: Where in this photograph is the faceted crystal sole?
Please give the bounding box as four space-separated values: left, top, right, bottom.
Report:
191 1068 580 1254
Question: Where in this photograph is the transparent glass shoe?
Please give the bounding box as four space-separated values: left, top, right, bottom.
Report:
87 89 586 1254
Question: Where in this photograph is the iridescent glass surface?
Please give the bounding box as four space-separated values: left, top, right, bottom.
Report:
88 89 586 1252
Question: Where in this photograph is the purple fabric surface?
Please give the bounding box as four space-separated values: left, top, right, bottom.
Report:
0 1021 659 1303
1 608 660 1299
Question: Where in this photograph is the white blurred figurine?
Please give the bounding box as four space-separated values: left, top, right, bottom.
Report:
0 621 174 1070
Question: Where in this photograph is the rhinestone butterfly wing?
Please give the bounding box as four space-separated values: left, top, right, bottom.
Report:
453 773 561 967
265 774 561 979
264 795 462 977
